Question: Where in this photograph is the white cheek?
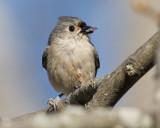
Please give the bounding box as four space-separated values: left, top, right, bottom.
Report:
78 33 83 38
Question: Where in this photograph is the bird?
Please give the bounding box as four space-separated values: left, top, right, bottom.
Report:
42 16 100 107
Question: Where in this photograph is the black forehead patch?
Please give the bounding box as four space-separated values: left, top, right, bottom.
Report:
79 22 86 29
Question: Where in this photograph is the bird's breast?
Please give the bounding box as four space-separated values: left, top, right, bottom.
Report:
47 39 95 95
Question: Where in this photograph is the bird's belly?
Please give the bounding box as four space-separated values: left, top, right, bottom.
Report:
47 49 95 95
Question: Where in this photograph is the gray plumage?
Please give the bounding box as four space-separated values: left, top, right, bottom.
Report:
42 16 100 95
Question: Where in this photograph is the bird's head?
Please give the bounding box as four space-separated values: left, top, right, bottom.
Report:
52 16 97 40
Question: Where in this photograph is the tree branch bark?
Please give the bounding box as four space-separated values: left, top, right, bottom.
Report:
88 30 160 108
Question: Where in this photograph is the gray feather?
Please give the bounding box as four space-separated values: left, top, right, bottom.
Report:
94 49 100 76
42 46 48 70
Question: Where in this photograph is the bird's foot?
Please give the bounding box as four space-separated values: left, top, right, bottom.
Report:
47 93 64 111
47 96 61 111
48 98 54 107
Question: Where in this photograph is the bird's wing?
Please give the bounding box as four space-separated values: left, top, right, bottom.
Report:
42 46 49 70
94 49 100 76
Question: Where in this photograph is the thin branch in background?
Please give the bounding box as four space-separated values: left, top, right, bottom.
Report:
131 0 160 26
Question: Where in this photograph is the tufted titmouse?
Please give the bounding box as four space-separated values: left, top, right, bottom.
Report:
42 16 100 100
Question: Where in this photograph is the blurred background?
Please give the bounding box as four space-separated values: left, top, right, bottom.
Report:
0 0 159 118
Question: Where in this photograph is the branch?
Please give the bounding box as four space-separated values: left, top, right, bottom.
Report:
6 106 154 128
57 30 160 109
13 30 160 120
88 30 160 108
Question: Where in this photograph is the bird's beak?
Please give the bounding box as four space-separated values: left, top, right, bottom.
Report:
80 26 97 34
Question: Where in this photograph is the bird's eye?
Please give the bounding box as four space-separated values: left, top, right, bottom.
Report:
69 25 75 32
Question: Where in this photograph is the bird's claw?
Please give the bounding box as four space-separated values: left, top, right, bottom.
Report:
47 96 61 111
47 98 54 106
